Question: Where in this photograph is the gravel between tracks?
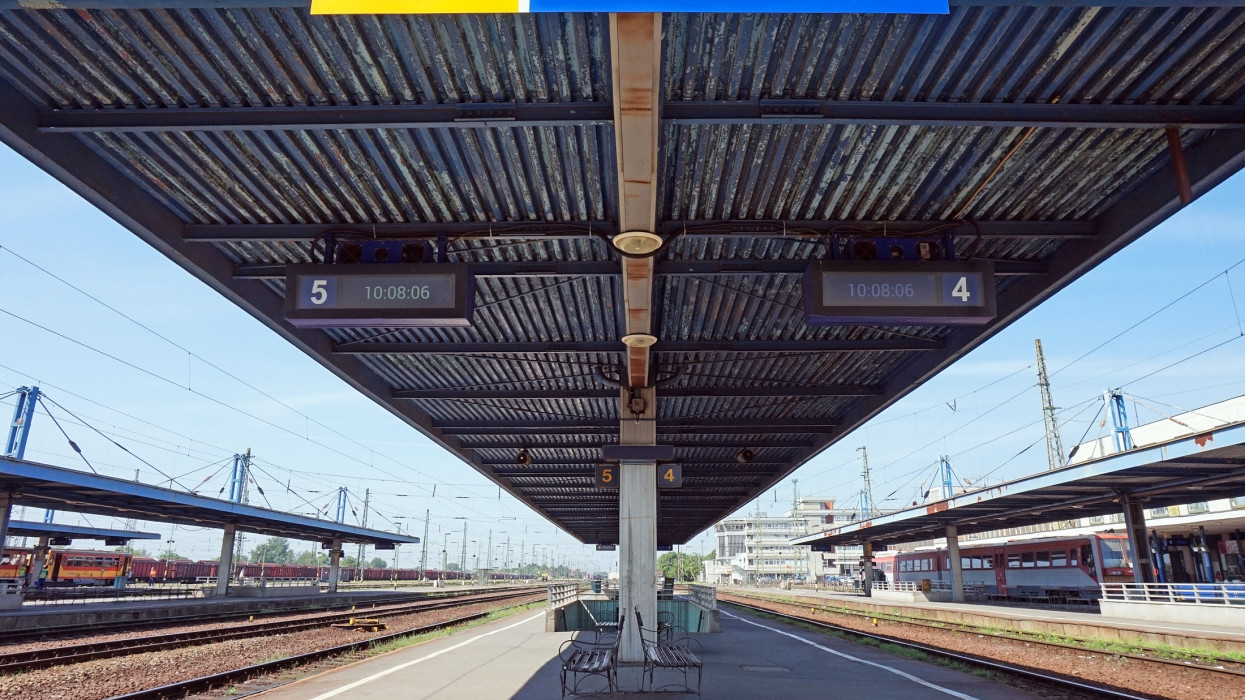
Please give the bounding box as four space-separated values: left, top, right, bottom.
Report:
720 593 1244 700
0 593 544 700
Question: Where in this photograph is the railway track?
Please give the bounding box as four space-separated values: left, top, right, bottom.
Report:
103 596 543 700
720 590 1245 672
2 585 538 644
0 589 538 674
722 596 1245 699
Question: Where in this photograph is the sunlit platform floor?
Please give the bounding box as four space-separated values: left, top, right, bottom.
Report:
256 605 1041 700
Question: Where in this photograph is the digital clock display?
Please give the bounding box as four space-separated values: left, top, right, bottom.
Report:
284 263 473 328
805 261 996 325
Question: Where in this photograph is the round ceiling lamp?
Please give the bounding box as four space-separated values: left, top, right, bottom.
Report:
612 231 663 256
621 333 658 348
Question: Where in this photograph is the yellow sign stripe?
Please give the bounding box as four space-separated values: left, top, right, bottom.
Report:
311 0 522 14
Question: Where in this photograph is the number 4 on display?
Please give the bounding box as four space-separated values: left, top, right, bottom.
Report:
951 276 971 302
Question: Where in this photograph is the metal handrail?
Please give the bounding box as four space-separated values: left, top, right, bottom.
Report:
873 580 951 592
1101 581 1245 605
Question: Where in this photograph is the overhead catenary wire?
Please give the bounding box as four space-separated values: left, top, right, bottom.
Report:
38 393 193 491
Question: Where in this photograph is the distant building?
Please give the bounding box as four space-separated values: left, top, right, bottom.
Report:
707 499 863 584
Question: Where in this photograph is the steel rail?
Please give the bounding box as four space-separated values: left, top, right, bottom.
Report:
723 600 1151 699
103 609 501 700
721 590 1245 674
723 597 1245 691
0 590 537 673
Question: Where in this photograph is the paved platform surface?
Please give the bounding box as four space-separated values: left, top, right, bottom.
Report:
726 586 1245 644
256 605 1041 699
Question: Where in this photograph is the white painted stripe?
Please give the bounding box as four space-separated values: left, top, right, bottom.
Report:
721 610 981 700
518 0 530 11
304 612 544 700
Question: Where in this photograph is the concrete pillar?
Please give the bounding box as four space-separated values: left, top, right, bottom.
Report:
216 524 236 597
1121 494 1155 583
946 525 964 603
327 538 343 593
615 386 657 688
618 459 657 664
27 536 49 588
861 540 873 597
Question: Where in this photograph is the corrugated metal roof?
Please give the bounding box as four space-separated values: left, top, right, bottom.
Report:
2 3 1245 545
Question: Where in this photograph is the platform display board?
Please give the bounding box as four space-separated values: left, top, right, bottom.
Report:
804 261 996 325
285 263 473 328
313 0 949 15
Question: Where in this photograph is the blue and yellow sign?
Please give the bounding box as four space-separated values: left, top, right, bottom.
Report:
312 1 949 14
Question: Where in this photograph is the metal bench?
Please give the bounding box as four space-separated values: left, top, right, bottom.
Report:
636 607 702 695
583 604 621 642
558 611 622 699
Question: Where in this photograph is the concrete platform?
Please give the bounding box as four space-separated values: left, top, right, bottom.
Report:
256 605 1042 699
726 586 1245 655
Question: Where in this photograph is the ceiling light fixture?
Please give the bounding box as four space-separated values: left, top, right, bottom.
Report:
621 333 658 348
611 231 663 256
736 448 755 464
516 449 532 466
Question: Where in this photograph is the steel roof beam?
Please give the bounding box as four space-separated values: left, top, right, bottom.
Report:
190 219 1091 243
39 101 614 133
334 338 942 354
658 220 1096 239
482 459 788 467
235 261 621 279
439 421 840 433
186 222 616 242
42 101 1244 134
467 439 813 449
396 385 877 399
662 100 1245 129
234 259 1042 280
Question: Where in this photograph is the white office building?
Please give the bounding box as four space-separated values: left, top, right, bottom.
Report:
707 499 861 584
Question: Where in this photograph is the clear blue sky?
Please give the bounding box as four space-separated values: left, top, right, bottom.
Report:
2 142 1243 565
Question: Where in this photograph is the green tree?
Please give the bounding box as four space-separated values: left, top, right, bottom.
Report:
294 551 329 566
249 536 294 564
157 549 186 561
340 556 360 568
369 557 389 569
657 552 701 582
114 546 149 557
445 562 460 571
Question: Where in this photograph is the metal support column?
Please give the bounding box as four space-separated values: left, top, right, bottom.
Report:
216 524 236 597
4 386 38 460
861 540 873 596
327 538 343 593
1121 494 1155 583
946 525 964 603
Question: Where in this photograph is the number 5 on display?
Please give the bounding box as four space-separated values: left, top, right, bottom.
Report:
595 464 617 489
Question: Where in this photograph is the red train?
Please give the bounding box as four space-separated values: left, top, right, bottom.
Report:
876 533 1134 597
129 558 537 584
